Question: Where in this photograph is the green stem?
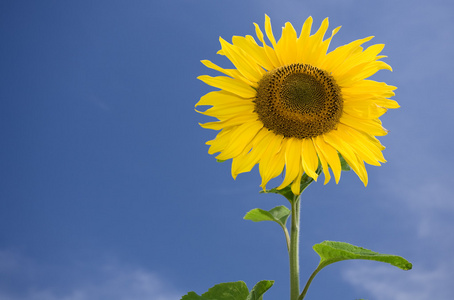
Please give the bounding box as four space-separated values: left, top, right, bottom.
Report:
298 263 325 300
287 168 321 300
289 194 301 300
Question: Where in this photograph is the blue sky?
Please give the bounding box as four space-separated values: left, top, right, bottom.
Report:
1 1 453 299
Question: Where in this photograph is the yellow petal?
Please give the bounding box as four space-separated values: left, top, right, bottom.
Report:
296 16 313 63
373 98 399 109
261 145 286 189
336 61 392 86
259 134 285 189
343 80 397 97
311 25 341 66
340 124 386 163
231 35 274 71
316 145 331 185
323 131 368 186
340 113 388 136
333 44 386 77
219 37 264 83
197 93 254 117
321 36 374 72
334 124 383 166
301 138 319 180
198 104 254 118
216 121 263 160
311 18 329 46
254 23 280 68
206 129 233 155
304 18 329 65
276 22 298 65
200 60 242 80
314 135 342 183
231 127 269 178
342 102 388 119
197 75 256 98
278 138 302 189
195 91 225 107
291 168 304 195
199 113 258 131
196 90 246 107
264 14 277 47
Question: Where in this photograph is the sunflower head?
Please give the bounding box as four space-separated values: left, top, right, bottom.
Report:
196 15 398 195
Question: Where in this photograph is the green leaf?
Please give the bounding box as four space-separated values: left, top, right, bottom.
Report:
181 280 274 300
181 281 249 300
244 206 290 228
246 280 274 300
299 241 412 300
313 241 412 270
216 159 227 163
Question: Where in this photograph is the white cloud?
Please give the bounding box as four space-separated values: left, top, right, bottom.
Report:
343 154 454 299
389 178 454 241
343 263 454 300
0 251 181 300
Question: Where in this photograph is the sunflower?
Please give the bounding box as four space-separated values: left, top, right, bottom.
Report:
196 15 398 195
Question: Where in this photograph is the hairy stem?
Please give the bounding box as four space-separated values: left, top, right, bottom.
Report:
289 194 301 300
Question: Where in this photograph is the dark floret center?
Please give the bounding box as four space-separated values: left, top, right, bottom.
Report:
254 64 343 139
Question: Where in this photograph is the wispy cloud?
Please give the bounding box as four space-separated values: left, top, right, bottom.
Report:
343 155 454 298
343 263 453 300
0 251 181 300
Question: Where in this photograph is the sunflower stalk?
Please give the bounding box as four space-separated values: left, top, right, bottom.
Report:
288 168 320 300
289 194 301 300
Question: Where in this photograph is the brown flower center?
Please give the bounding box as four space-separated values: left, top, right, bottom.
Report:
254 64 343 139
